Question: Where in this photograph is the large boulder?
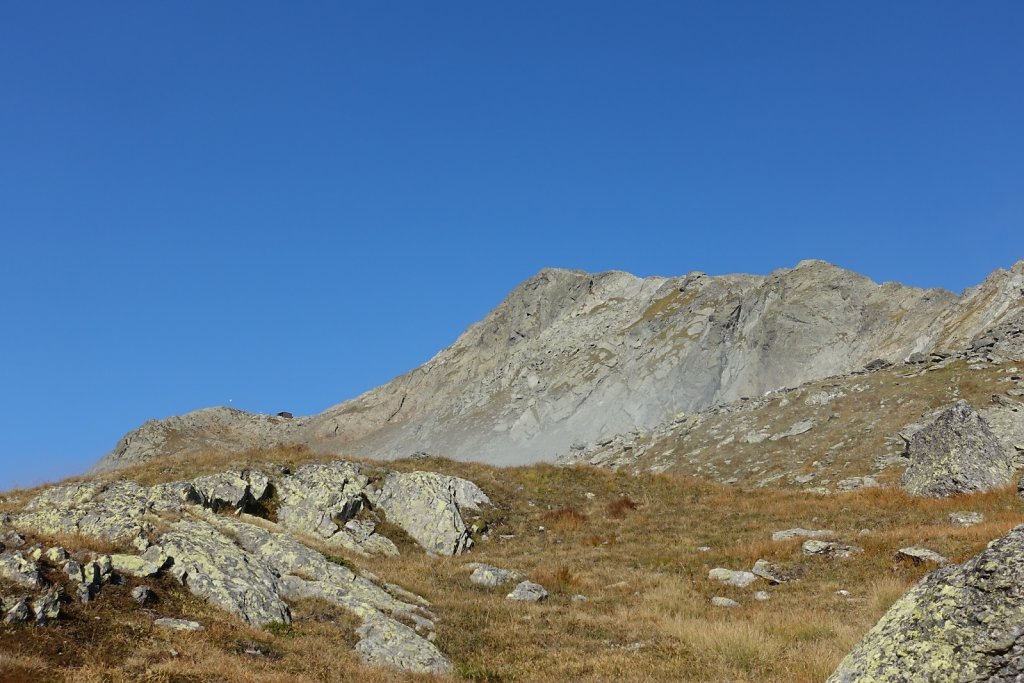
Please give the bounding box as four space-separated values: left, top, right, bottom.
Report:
829 524 1024 682
901 400 1014 497
374 472 488 556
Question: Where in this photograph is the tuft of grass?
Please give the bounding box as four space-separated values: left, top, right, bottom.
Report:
544 506 588 532
606 496 638 518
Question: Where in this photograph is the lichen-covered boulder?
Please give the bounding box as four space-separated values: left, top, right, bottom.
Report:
354 613 453 676
375 471 487 555
901 400 1014 497
157 519 291 627
829 524 1024 682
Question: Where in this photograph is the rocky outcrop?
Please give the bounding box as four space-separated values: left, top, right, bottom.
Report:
829 524 1024 682
4 460 486 675
272 462 395 556
91 260 1024 474
901 400 1014 497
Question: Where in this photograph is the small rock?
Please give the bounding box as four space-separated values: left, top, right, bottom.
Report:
0 531 25 548
132 585 155 605
63 559 84 583
154 617 205 632
803 540 863 558
772 528 833 542
949 511 984 527
752 559 802 584
835 476 880 492
753 591 770 601
32 589 61 625
571 594 588 603
3 597 31 625
468 563 522 588
836 589 851 597
74 583 94 604
711 596 740 608
110 552 164 578
895 546 948 565
0 552 44 588
708 568 758 588
43 547 70 563
506 581 548 602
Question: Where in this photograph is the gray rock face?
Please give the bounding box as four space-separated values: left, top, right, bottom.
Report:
375 472 485 556
829 524 1024 682
131 585 154 605
91 260 1024 474
506 580 548 602
901 400 1014 497
32 589 61 625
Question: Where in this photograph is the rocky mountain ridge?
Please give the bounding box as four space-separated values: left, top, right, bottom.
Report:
93 259 1024 474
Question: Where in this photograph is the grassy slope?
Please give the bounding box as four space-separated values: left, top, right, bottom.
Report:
2 446 1022 683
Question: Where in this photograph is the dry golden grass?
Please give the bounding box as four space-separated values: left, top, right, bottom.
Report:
2 454 1022 682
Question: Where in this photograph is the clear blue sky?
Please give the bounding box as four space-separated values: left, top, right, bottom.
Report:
1 2 1022 490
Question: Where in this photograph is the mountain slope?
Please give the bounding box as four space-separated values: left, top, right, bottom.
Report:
92 259 1024 473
